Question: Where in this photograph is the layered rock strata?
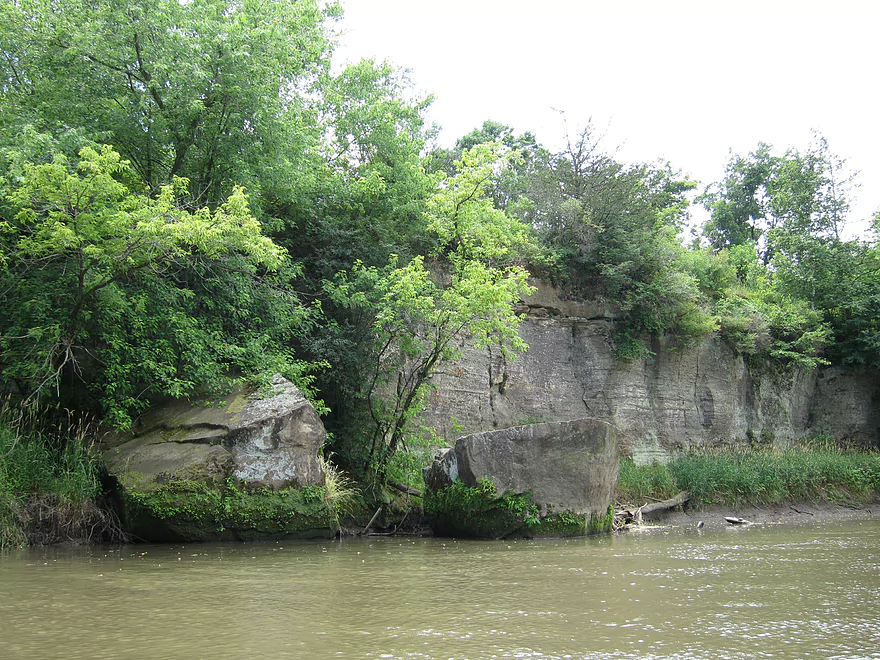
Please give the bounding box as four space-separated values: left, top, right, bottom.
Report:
421 283 878 463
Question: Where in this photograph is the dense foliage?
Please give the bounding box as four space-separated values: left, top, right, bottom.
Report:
1 0 877 499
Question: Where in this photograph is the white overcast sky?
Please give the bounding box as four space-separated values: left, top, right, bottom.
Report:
334 0 877 236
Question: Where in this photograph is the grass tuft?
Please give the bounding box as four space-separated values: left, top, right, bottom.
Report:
319 453 359 524
1 399 122 548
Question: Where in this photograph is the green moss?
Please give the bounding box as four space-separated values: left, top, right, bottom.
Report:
121 478 337 541
423 479 528 538
531 509 587 537
586 504 615 535
424 479 611 539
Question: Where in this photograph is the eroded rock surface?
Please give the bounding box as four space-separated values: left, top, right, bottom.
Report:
104 374 326 490
422 282 879 462
102 375 332 541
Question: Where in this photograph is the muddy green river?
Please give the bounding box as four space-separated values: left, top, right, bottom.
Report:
1 520 878 659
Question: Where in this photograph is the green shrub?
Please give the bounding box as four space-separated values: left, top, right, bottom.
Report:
0 403 109 548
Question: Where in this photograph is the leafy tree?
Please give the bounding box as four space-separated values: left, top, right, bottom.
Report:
429 120 516 176
0 144 315 426
327 255 531 480
273 59 437 433
698 136 875 368
699 144 774 251
0 0 339 205
320 60 432 176
426 142 538 267
780 233 880 368
700 136 853 261
280 59 435 279
428 120 555 223
325 145 535 482
534 126 711 356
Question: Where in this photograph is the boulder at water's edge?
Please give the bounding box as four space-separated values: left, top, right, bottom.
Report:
103 375 336 541
423 418 619 538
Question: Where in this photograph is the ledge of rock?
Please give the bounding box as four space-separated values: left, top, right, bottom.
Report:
102 375 335 541
423 418 619 539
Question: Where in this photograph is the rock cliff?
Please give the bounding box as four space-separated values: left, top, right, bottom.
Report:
421 282 879 462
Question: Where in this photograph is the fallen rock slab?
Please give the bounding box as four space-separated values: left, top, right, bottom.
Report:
424 418 619 538
102 375 336 541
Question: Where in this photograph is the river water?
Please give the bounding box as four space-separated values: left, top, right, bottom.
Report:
1 520 878 659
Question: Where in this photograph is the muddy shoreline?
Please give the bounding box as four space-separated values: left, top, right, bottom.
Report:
619 499 879 534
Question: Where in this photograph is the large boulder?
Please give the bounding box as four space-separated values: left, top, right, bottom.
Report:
424 418 619 538
103 375 337 541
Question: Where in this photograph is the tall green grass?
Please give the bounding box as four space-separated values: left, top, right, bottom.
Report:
617 441 880 507
0 402 110 548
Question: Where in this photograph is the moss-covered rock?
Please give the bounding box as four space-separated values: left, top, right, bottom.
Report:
121 479 338 541
423 478 613 539
103 376 338 541
423 419 619 538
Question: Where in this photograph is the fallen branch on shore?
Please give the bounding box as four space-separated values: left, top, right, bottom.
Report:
615 491 690 527
360 507 383 535
389 481 422 497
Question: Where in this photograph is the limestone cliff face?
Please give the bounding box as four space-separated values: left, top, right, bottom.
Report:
421 283 879 462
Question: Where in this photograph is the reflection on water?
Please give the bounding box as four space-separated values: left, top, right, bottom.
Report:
2 521 878 659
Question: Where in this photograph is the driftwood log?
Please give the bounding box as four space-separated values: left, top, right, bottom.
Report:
389 481 422 497
359 507 383 535
615 491 690 526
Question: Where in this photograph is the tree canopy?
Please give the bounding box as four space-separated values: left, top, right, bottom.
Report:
0 143 313 426
1 0 877 485
1 0 339 205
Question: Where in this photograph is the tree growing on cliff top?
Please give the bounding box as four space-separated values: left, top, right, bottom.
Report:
528 125 713 357
699 136 853 260
697 137 878 369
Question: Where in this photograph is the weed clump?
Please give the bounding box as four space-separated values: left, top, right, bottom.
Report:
0 401 123 548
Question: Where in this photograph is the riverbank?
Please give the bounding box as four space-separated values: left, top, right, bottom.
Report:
0 406 124 549
4 403 879 546
618 499 880 534
616 443 880 510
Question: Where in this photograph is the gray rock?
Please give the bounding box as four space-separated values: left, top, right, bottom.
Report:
424 419 619 538
101 375 334 542
428 419 619 514
103 374 327 492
